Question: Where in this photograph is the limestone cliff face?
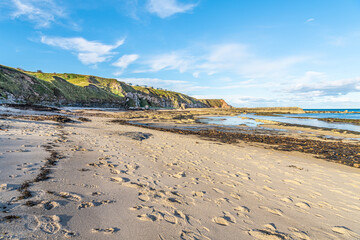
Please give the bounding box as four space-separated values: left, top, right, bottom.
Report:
0 65 230 108
124 92 210 109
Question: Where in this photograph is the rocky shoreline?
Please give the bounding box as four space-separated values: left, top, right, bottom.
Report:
110 119 360 168
1 106 360 239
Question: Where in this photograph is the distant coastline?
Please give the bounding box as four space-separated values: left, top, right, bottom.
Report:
305 109 360 112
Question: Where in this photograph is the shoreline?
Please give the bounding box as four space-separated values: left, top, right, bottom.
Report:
1 106 360 167
110 119 360 168
1 108 360 239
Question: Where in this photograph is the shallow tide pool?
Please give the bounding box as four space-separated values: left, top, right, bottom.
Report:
201 114 360 133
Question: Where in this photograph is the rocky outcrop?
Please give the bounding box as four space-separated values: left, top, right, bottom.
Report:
125 92 210 109
199 99 232 109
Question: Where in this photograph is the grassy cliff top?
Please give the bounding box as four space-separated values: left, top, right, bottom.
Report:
26 71 197 101
0 65 230 108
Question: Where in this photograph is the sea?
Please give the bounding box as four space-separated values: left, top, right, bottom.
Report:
200 109 360 133
304 109 360 112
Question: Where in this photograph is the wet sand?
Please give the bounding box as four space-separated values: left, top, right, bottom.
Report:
1 113 360 239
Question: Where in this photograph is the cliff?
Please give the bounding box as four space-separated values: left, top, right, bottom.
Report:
199 99 232 109
0 64 230 109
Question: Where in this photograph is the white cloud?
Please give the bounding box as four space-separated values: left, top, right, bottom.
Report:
117 77 209 92
141 43 308 79
306 18 315 23
201 44 308 78
119 77 187 86
289 77 360 96
112 54 139 75
113 54 139 68
193 94 283 107
41 36 125 65
10 0 65 28
147 0 197 18
207 44 249 62
239 56 308 78
192 71 200 78
144 52 193 72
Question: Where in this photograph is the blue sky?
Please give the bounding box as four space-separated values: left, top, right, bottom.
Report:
1 0 360 108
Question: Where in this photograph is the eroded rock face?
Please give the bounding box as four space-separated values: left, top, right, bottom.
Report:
125 92 217 109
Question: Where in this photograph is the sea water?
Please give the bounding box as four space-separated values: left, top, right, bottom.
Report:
201 111 360 133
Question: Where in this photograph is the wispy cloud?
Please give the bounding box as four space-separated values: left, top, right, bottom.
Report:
10 0 65 28
41 36 125 65
112 54 139 76
193 94 284 107
140 43 308 79
305 18 315 23
142 52 193 72
117 77 209 92
289 77 360 96
327 31 360 47
147 0 197 18
200 43 308 78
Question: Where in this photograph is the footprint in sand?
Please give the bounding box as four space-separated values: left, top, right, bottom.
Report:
230 192 242 200
263 223 277 231
213 211 236 226
39 215 61 234
259 206 283 216
58 192 82 201
180 230 211 240
167 197 182 204
283 179 302 186
163 214 177 224
25 215 41 231
91 191 103 196
43 201 60 210
78 201 94 209
215 198 231 205
263 186 276 192
78 200 115 209
246 190 263 200
288 227 311 240
92 227 120 234
138 193 151 202
174 210 186 220
61 229 77 238
213 217 229 226
248 229 290 240
317 201 334 209
110 169 120 174
158 211 178 224
137 213 158 222
173 171 186 178
331 226 359 238
223 211 236 223
110 177 124 183
281 197 293 203
212 188 224 194
192 191 205 198
295 202 311 210
234 206 250 213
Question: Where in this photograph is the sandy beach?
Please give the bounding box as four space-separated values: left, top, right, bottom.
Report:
1 112 360 240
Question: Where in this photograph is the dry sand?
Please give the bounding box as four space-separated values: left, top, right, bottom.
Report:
1 115 360 239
